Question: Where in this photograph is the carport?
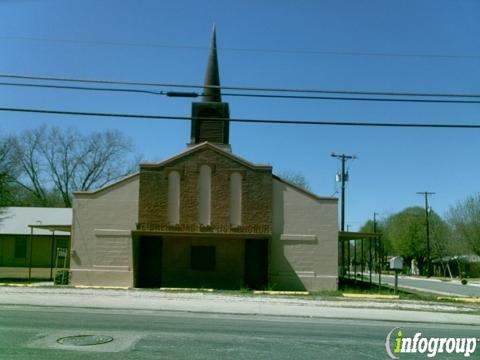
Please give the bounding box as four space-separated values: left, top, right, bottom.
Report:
27 224 71 282
338 231 383 286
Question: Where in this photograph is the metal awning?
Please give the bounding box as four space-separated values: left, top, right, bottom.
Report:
339 231 381 241
26 224 71 282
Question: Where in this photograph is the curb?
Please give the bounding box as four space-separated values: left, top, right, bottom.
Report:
74 285 130 290
0 283 52 287
437 297 480 304
159 287 214 292
253 290 309 295
343 293 399 300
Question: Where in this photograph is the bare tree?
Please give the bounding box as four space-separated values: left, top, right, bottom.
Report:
12 127 51 205
447 194 480 256
13 126 137 207
0 134 21 208
277 170 311 191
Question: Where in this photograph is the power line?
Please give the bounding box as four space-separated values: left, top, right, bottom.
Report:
1 73 479 98
2 81 480 104
2 35 480 59
0 81 166 96
221 92 480 104
1 106 480 128
2 78 480 105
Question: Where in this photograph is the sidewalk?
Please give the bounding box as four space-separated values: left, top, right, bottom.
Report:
0 286 479 326
353 272 480 286
387 274 480 287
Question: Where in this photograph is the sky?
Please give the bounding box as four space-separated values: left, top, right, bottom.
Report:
0 0 479 230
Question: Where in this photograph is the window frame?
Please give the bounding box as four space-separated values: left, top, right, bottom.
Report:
190 245 216 271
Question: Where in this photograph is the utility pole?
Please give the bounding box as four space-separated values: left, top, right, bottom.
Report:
369 212 378 284
332 152 356 280
331 152 357 231
416 191 435 278
373 212 383 291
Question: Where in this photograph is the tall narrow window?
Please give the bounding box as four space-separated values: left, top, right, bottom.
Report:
230 172 242 227
168 171 180 225
198 165 211 225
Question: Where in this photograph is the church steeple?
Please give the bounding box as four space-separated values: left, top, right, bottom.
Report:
190 26 231 150
202 25 222 103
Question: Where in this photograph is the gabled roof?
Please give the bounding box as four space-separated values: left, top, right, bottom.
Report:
0 207 72 236
74 172 139 196
273 174 338 202
140 142 272 171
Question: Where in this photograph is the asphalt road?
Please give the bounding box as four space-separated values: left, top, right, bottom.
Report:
0 305 478 359
378 275 480 297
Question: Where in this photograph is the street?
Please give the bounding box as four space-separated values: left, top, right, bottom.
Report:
378 275 480 297
0 305 479 359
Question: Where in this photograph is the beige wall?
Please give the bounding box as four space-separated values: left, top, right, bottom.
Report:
271 178 338 291
70 174 139 287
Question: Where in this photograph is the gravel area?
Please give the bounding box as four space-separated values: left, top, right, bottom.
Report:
0 286 479 325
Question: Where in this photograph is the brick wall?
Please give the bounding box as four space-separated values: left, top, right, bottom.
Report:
139 147 272 230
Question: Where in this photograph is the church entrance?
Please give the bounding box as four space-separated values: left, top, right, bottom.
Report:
244 239 268 290
137 236 163 288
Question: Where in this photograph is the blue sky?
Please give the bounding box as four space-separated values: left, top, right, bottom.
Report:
0 0 479 229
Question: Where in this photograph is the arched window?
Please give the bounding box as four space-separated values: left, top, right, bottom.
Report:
230 172 242 227
168 171 180 225
198 165 211 225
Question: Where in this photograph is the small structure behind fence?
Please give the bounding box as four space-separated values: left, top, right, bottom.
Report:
338 231 383 288
0 207 71 282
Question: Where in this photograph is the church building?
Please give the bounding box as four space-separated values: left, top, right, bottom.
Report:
70 29 338 291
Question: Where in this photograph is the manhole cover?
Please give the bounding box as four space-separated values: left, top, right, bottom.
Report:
57 335 114 346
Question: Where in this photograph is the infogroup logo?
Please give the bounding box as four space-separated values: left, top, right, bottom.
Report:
385 327 478 359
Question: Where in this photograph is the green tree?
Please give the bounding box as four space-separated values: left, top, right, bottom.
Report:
447 194 480 256
357 218 389 268
383 206 449 274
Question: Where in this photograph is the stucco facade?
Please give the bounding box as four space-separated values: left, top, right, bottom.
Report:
70 174 139 287
271 178 338 290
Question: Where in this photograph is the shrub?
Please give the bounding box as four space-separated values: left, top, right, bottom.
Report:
54 270 69 285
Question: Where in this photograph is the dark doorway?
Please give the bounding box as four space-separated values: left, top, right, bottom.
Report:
244 239 268 289
137 237 163 288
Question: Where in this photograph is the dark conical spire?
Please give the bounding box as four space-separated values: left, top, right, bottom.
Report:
202 25 222 102
189 26 230 150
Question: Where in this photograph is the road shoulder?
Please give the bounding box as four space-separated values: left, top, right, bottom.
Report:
0 286 479 325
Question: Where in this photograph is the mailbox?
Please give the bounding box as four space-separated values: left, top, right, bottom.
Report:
389 256 403 270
